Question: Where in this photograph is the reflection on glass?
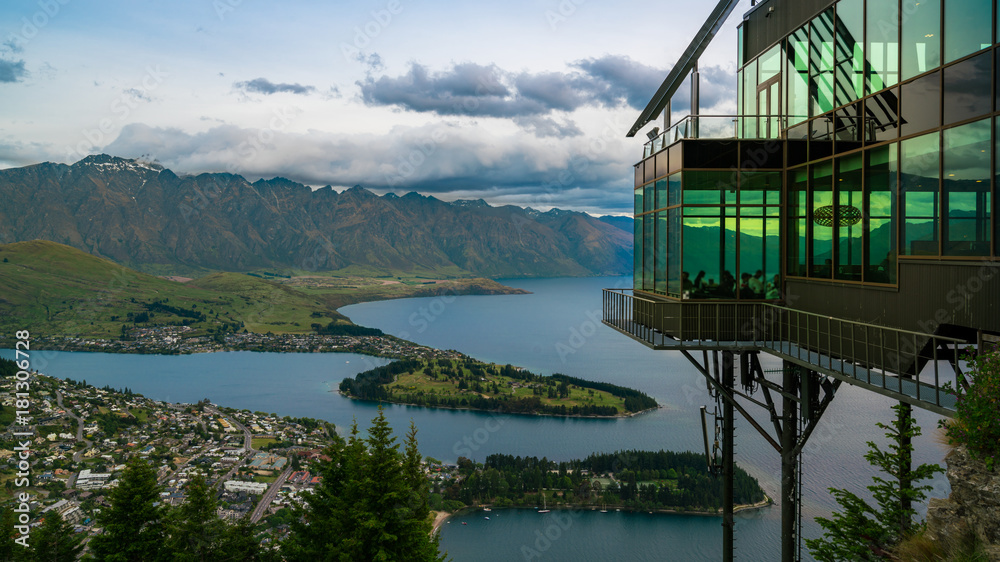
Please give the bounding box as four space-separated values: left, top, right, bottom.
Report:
943 118 991 256
835 0 864 107
811 9 836 116
944 0 992 64
643 211 654 289
787 167 809 277
634 216 642 290
668 208 681 295
683 171 732 205
866 145 898 283
943 51 992 125
786 26 811 125
901 0 940 81
811 161 834 277
655 211 668 292
899 70 941 137
865 88 900 142
668 173 681 207
867 0 899 93
836 152 864 280
741 172 781 205
744 59 758 139
655 179 668 211
684 208 726 298
901 132 941 255
635 187 643 217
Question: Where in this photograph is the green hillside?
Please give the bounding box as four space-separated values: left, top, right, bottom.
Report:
0 240 347 339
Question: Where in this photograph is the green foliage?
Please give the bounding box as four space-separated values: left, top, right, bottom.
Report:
89 456 167 562
943 347 1000 470
807 405 943 561
282 408 445 562
310 322 383 336
28 510 83 562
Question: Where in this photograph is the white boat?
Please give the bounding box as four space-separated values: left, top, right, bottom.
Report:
538 495 550 513
482 507 491 512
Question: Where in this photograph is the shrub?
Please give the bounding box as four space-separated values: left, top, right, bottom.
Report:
943 347 1000 470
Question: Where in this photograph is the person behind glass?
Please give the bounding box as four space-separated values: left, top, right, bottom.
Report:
739 272 755 299
692 270 706 295
765 274 780 299
682 271 694 292
720 271 736 298
818 258 832 278
748 269 765 297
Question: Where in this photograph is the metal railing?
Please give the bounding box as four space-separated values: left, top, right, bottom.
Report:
602 289 967 412
643 114 787 157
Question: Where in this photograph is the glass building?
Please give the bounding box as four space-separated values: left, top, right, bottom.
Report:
630 0 1000 342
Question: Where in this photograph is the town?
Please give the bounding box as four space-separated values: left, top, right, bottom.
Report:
0 369 462 550
27 326 467 361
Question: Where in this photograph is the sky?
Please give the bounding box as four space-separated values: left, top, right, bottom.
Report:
0 0 753 216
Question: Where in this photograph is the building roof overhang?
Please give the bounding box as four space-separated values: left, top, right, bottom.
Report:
626 0 742 138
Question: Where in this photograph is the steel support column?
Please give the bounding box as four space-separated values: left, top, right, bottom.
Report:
781 362 799 562
722 350 735 562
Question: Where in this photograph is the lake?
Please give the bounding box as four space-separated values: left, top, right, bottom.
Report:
6 275 953 561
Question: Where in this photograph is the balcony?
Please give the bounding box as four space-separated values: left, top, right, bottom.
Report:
643 114 786 157
602 288 966 415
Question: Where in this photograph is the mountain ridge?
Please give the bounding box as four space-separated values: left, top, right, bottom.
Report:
0 155 633 278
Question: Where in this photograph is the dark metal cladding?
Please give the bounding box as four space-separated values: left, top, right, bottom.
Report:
740 0 838 65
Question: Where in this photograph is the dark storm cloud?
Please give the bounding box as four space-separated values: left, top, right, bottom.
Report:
358 55 735 128
234 77 316 95
0 59 27 83
359 55 673 119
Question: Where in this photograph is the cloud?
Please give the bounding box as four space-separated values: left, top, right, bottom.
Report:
233 77 316 95
358 55 737 132
98 120 638 214
0 59 28 83
513 116 583 138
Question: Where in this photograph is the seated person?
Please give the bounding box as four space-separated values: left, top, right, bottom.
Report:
747 270 765 296
765 274 780 299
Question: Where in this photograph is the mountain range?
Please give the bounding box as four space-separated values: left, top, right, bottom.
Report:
0 155 632 278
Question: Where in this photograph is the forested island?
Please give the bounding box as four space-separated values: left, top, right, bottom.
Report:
339 358 659 417
431 450 767 515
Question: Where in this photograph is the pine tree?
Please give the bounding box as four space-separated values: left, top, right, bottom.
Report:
28 510 82 562
806 404 943 561
89 456 167 562
0 507 24 561
164 474 226 561
283 409 445 561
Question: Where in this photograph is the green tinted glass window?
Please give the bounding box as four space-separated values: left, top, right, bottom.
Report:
943 118 991 256
900 132 941 255
901 0 940 81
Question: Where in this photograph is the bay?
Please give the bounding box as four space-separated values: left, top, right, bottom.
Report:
5 275 953 561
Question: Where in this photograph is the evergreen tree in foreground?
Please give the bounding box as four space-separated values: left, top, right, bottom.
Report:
28 510 83 562
283 408 445 561
806 404 943 561
88 456 166 562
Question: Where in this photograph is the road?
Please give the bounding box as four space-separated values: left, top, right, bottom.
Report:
56 390 93 464
249 465 293 524
205 406 254 488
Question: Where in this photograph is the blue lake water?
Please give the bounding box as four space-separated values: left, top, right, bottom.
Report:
5 275 953 561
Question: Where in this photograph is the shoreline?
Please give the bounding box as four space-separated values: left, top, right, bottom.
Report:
339 392 660 420
432 496 773 532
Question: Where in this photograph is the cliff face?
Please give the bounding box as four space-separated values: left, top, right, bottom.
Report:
925 446 1000 560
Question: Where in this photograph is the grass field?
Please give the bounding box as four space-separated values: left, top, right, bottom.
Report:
384 359 628 415
0 240 525 340
251 437 279 449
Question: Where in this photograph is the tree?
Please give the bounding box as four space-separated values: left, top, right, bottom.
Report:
28 510 83 562
164 474 226 561
806 404 943 561
283 408 445 561
89 456 167 562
